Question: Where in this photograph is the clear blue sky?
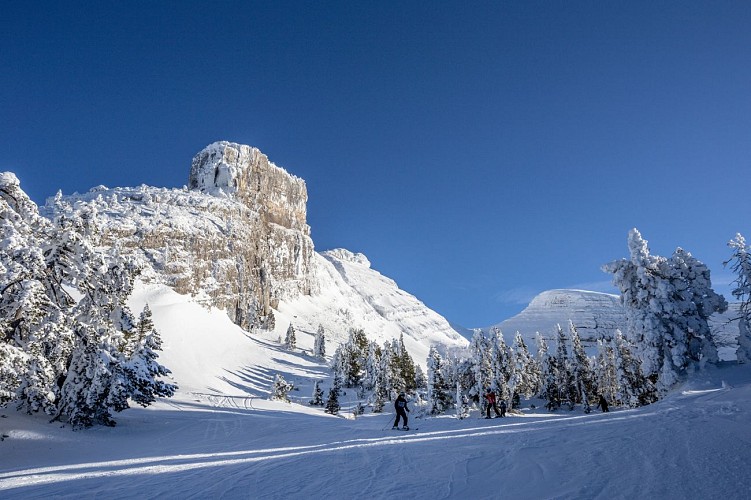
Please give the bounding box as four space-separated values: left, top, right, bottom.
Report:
3 1 751 328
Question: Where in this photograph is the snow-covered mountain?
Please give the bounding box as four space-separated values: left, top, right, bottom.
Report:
491 288 739 358
491 289 625 344
41 141 466 361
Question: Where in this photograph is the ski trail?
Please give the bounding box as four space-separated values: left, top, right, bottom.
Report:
0 410 657 492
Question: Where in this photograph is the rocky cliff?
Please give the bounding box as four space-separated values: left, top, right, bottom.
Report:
44 142 315 330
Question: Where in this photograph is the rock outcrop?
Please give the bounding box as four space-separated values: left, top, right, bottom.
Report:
44 142 315 330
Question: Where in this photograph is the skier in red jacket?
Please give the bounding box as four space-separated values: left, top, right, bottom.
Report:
484 387 502 419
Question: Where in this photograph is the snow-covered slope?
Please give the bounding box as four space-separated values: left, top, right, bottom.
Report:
1 279 749 498
492 289 625 344
275 250 467 366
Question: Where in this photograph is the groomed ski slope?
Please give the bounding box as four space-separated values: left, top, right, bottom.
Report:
1 284 749 499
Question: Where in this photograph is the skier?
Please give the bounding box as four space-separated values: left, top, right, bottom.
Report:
499 399 507 417
484 388 501 418
596 394 609 413
393 392 410 430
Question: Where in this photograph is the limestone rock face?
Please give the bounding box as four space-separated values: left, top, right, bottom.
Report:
189 142 309 234
45 142 315 330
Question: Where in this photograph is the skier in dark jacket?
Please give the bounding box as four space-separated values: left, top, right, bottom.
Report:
596 394 609 413
499 399 507 417
393 392 410 430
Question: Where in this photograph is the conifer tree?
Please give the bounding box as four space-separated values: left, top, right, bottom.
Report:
285 323 296 350
427 346 449 415
313 325 326 359
509 331 540 404
594 339 619 407
310 380 325 406
536 333 560 411
569 321 597 408
604 229 727 394
612 330 658 407
469 330 492 404
726 234 751 364
270 373 293 402
324 375 341 415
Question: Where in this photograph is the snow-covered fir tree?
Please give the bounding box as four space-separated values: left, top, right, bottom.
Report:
324 377 341 415
414 364 427 390
726 234 751 363
284 323 297 350
594 339 619 407
469 330 492 406
509 331 541 405
536 333 560 411
612 329 657 407
553 324 577 409
489 327 513 404
120 304 177 407
604 228 727 394
0 173 175 428
456 381 470 419
310 380 324 406
427 346 450 415
313 325 326 359
269 373 293 402
569 321 597 408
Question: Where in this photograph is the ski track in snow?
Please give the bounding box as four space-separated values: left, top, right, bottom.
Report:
0 404 693 498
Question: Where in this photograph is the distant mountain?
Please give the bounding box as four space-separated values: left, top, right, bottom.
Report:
489 289 625 345
488 288 739 359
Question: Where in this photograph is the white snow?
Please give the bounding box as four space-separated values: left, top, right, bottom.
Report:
1 282 750 498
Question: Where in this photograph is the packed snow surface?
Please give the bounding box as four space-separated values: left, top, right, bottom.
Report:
1 284 749 498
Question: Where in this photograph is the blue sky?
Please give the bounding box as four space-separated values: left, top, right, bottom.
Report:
3 1 751 327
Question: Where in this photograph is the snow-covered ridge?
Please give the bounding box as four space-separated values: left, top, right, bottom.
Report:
492 289 626 344
491 288 739 358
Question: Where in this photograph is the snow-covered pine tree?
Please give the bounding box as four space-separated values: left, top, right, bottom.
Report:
388 339 407 393
536 333 560 411
324 379 341 415
553 324 577 409
489 327 513 404
726 234 751 363
0 174 174 427
310 380 324 406
414 364 427 390
604 228 727 394
569 321 597 408
509 331 541 405
284 323 296 350
594 339 619 407
114 305 176 409
269 373 293 402
469 330 492 407
0 342 27 406
427 346 449 415
313 325 326 359
456 381 470 419
667 247 727 367
612 329 657 407
392 334 417 391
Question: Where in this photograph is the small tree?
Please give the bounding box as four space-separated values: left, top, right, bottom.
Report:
324 385 341 415
726 234 751 364
313 325 326 359
284 324 296 350
270 374 293 402
310 380 324 406
427 346 450 415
